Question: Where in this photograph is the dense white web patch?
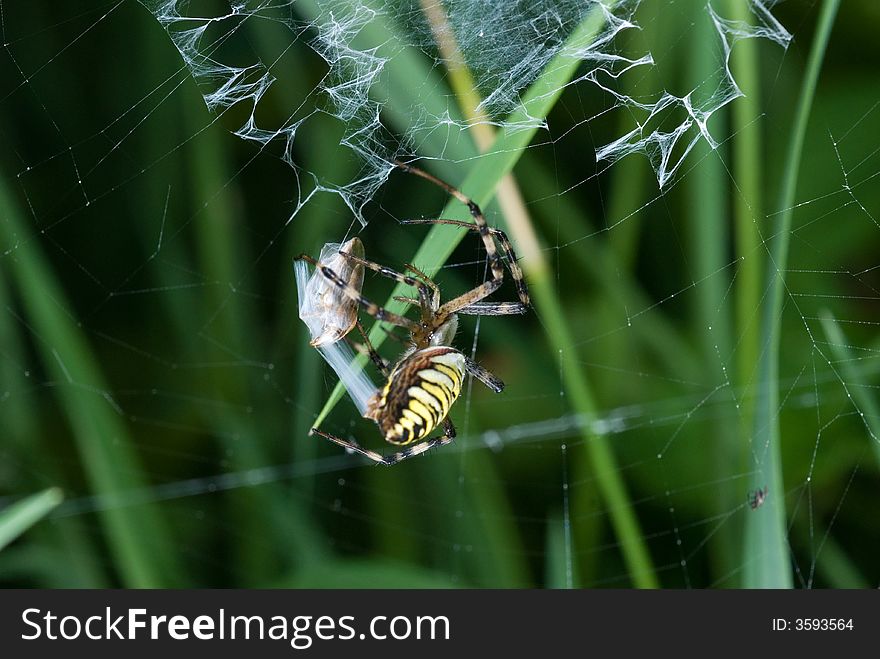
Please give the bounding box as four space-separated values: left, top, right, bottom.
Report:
139 0 792 202
140 1 637 223
596 0 791 187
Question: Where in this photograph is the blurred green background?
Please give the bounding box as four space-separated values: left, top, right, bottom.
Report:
1 0 878 588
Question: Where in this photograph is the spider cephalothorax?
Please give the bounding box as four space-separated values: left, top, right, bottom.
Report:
294 162 530 465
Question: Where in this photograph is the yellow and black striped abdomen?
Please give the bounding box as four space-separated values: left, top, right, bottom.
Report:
370 347 465 445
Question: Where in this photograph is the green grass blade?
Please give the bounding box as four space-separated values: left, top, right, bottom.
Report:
727 0 765 590
0 176 185 588
313 2 618 428
458 453 532 586
544 509 576 589
818 310 880 467
728 0 765 419
0 270 108 586
687 2 740 585
743 0 840 588
421 13 624 587
0 488 63 552
531 274 658 587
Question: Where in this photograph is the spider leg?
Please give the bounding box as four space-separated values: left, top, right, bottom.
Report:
310 418 457 466
379 418 458 466
393 295 524 318
395 162 530 323
464 356 505 393
438 277 504 317
309 428 388 464
457 301 529 316
338 252 433 318
404 263 441 311
374 319 408 345
397 255 507 317
401 218 530 311
353 320 391 378
294 253 421 334
396 161 507 275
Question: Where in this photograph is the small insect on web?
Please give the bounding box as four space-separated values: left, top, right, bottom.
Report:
748 485 768 511
293 162 531 465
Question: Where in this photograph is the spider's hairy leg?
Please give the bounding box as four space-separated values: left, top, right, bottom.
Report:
294 253 421 334
309 427 388 464
394 161 506 283
375 323 407 345
396 286 526 318
378 418 457 466
458 301 529 315
437 277 503 318
395 160 470 206
464 356 505 393
310 418 456 466
403 263 440 310
352 320 391 377
338 252 433 316
400 218 530 310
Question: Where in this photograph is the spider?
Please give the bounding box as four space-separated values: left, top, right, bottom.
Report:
294 161 530 465
748 485 768 510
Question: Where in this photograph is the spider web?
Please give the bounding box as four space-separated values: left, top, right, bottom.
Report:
0 0 878 589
